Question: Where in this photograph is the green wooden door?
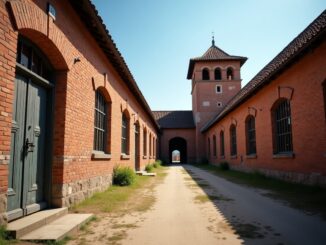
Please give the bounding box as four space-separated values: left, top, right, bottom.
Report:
7 74 49 221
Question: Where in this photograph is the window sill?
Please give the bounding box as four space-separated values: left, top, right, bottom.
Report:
121 154 130 160
92 151 111 160
231 155 237 159
143 156 147 159
246 154 257 159
273 152 295 159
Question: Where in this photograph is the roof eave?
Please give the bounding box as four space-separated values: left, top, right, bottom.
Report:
68 0 159 131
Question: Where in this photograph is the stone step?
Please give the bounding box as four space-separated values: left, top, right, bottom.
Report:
20 213 93 241
142 172 157 177
7 207 68 239
135 170 146 175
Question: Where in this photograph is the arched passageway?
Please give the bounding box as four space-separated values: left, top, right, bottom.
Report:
169 137 187 163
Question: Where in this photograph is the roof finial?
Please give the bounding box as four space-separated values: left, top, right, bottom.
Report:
212 32 215 46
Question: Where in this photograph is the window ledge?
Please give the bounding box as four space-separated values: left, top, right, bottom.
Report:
121 154 130 160
246 154 257 159
231 155 237 159
92 151 111 160
143 156 147 159
273 152 295 159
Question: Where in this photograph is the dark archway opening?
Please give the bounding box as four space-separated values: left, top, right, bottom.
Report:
169 137 187 164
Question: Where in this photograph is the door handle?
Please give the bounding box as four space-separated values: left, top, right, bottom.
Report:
25 138 35 152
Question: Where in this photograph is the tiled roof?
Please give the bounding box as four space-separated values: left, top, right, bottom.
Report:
68 0 159 130
153 111 195 129
201 10 326 133
187 42 247 79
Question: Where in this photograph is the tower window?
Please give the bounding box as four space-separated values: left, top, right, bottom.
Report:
202 68 210 80
272 99 293 154
227 67 234 80
215 68 222 80
216 85 222 94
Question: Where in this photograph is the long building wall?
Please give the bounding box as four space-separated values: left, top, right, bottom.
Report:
0 0 158 224
205 39 326 185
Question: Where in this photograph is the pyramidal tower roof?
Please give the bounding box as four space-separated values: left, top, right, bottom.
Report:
187 38 247 79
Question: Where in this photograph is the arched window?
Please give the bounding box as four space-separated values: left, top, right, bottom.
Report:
230 124 237 156
143 128 147 156
213 135 217 157
272 99 293 153
246 116 256 155
202 68 210 80
214 68 222 80
121 112 130 154
149 133 152 157
227 67 234 80
220 131 225 157
94 90 109 152
17 37 52 80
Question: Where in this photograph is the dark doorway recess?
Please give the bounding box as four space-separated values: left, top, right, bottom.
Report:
169 137 187 163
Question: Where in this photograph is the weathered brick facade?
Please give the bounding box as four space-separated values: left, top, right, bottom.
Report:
0 0 158 224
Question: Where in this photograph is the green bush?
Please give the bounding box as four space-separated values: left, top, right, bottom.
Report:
219 161 230 171
145 164 154 172
113 166 135 186
153 160 162 168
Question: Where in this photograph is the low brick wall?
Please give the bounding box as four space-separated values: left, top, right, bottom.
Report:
52 174 112 207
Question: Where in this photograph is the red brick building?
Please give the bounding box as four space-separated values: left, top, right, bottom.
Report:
0 0 159 224
0 0 325 226
156 11 326 186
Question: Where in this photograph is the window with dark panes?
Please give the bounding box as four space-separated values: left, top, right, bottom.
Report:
273 99 293 153
230 125 237 156
202 68 210 80
17 38 51 80
215 68 222 80
227 67 234 80
220 131 225 157
213 135 217 157
143 129 147 156
208 138 211 157
94 90 107 152
246 116 256 155
121 113 129 154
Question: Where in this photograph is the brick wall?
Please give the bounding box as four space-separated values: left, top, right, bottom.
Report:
0 0 158 223
159 128 196 164
205 40 326 185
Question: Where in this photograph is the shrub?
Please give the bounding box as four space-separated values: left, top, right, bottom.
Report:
219 161 230 171
145 164 154 172
113 166 135 186
153 160 162 168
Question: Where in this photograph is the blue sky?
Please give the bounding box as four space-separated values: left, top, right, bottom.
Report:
92 0 325 111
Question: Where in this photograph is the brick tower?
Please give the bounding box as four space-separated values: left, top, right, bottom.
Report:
187 37 247 162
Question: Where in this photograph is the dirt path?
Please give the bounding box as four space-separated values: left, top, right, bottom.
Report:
69 165 326 244
122 165 242 245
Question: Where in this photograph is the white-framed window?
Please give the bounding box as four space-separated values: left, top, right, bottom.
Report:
217 102 223 107
216 85 222 93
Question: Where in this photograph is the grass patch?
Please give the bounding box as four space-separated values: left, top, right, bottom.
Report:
192 164 326 219
112 223 138 229
71 167 167 214
107 230 127 244
0 226 16 245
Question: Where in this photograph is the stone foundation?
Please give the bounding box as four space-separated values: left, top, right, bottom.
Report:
0 193 7 225
232 165 326 187
52 174 112 207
